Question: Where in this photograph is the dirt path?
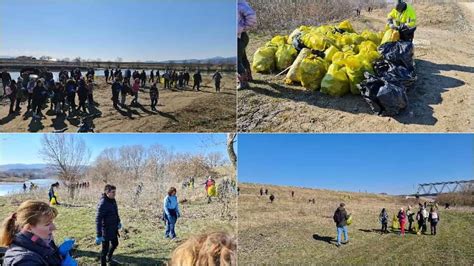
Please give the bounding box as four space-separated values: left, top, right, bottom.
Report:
0 74 236 132
238 2 473 132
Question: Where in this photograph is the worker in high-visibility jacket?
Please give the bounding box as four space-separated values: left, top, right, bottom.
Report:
387 0 417 41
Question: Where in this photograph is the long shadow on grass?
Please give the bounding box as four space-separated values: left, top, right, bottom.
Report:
358 228 418 235
312 234 335 244
74 249 167 265
392 59 470 126
247 79 373 115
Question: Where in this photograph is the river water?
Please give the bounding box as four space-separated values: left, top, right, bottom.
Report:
0 179 57 196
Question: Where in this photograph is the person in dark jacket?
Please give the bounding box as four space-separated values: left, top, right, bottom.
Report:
212 71 223 92
379 208 389 234
76 78 88 113
333 203 349 247
48 182 60 205
149 70 155 83
1 70 12 96
111 78 122 109
149 82 159 111
0 200 76 266
183 71 190 86
192 71 202 91
31 80 47 119
95 184 122 266
65 79 77 117
104 68 110 83
140 70 147 87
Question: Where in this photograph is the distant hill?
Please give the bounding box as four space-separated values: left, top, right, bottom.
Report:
0 164 56 181
157 56 236 65
0 164 48 171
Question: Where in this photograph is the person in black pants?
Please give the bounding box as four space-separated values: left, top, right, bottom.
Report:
192 70 202 91
96 184 122 266
111 78 122 109
149 82 159 111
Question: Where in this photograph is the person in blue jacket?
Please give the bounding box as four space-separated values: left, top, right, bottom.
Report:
163 187 180 240
95 184 122 266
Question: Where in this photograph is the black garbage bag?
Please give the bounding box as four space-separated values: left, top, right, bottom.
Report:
373 59 416 90
358 73 384 114
358 72 408 116
378 41 414 70
377 80 408 116
399 25 416 41
292 33 306 52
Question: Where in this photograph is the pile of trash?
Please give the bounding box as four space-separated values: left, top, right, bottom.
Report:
252 20 416 116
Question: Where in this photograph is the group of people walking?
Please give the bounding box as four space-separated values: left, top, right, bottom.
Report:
381 203 440 236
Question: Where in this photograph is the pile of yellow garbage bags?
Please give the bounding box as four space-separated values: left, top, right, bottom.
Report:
252 20 400 96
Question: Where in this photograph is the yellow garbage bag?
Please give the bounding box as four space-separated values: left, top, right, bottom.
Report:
336 34 353 48
332 50 355 65
301 32 328 51
252 46 277 73
347 215 353 225
381 29 400 45
361 29 381 46
50 193 58 205
324 45 340 63
300 55 328 91
392 215 400 229
314 25 335 35
207 185 217 197
349 33 365 45
285 48 312 84
320 63 350 97
358 40 378 54
338 20 355 33
270 35 288 46
345 55 373 95
275 44 298 71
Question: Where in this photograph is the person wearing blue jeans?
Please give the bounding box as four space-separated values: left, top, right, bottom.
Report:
164 187 180 239
333 203 349 247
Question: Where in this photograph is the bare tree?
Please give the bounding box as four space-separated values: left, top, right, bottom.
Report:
207 152 224 168
39 135 90 199
227 133 237 170
119 145 146 180
94 148 120 184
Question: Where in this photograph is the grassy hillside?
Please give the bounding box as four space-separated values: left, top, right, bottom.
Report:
238 183 474 265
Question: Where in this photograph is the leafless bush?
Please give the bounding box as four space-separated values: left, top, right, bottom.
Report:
437 184 474 207
248 0 388 33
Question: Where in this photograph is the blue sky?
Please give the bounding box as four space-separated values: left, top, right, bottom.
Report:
0 133 228 165
0 0 236 61
238 134 473 195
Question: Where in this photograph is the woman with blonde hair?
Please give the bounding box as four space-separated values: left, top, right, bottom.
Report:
0 200 76 265
170 232 236 266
